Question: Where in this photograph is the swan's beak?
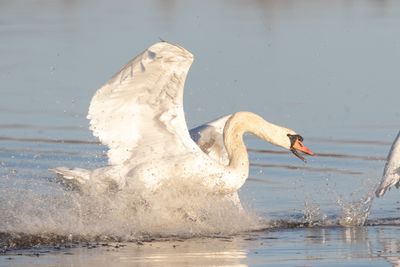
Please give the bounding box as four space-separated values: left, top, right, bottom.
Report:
289 136 314 162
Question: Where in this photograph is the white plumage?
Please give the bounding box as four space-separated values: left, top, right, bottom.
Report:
376 131 400 197
52 42 313 205
87 43 197 166
189 115 231 165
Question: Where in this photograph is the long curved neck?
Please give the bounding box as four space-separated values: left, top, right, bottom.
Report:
223 112 287 174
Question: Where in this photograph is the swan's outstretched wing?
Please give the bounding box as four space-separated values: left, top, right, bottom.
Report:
376 131 400 197
88 42 200 165
189 115 231 165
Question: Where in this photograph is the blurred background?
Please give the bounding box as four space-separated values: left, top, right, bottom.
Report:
1 0 399 141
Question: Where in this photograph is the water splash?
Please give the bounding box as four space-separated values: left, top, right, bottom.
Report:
337 194 374 227
0 176 263 246
327 174 377 227
303 201 327 226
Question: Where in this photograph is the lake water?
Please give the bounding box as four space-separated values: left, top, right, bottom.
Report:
1 0 400 266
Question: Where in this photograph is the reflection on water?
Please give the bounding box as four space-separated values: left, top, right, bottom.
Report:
378 229 400 267
118 238 248 267
0 237 249 267
2 226 400 267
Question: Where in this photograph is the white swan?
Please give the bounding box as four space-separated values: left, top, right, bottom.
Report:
376 131 400 197
52 42 314 198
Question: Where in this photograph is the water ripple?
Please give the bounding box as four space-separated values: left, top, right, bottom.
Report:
248 148 385 161
250 162 364 175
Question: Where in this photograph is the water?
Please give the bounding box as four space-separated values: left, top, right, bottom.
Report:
1 0 400 266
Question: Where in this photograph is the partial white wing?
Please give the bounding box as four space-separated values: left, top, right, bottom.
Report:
88 42 200 165
376 131 400 197
189 115 231 165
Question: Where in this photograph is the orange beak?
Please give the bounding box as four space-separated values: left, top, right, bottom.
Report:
290 139 314 162
287 134 314 162
292 139 314 156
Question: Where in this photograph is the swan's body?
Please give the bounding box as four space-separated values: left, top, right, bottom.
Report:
376 131 400 197
52 42 313 202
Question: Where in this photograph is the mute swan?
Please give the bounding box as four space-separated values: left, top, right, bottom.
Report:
52 42 314 197
375 131 400 197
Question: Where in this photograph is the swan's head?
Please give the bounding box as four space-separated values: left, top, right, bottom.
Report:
254 118 314 162
286 133 314 162
224 111 314 162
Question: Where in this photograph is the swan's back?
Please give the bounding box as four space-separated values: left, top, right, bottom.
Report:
376 131 400 197
189 115 231 165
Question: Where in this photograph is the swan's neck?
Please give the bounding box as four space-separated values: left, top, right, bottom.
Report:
223 112 288 175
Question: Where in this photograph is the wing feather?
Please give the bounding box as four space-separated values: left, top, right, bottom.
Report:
88 42 198 165
376 131 400 197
